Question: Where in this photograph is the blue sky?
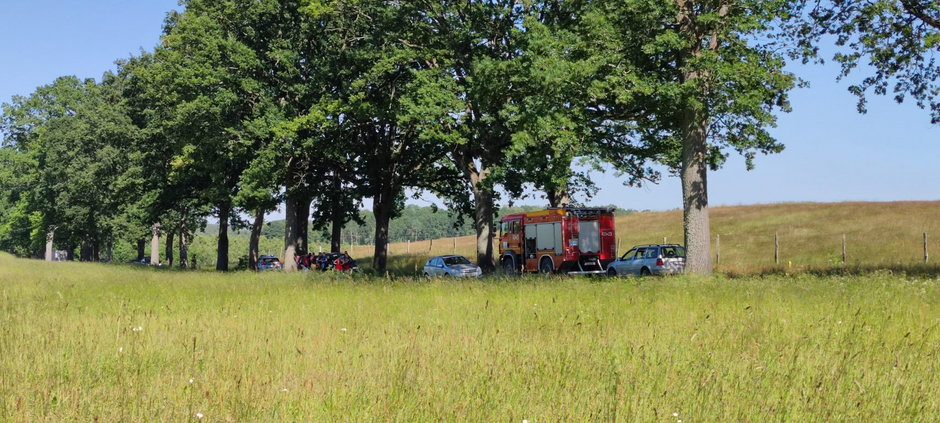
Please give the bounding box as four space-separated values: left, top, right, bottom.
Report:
2 1 937 214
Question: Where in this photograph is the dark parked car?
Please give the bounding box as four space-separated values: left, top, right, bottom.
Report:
607 244 685 276
130 257 153 266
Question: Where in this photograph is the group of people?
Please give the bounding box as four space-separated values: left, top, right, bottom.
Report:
295 251 357 272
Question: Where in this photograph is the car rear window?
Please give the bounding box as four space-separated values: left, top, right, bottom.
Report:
662 246 685 258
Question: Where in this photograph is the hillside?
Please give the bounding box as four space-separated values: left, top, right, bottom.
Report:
356 201 940 274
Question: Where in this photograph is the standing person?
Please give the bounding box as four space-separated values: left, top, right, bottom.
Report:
317 253 329 271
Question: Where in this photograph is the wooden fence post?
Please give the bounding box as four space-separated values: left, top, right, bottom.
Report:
716 234 720 266
617 238 621 255
407 240 411 254
453 237 457 254
842 234 846 265
663 236 668 244
774 232 779 265
925 233 929 264
429 238 433 253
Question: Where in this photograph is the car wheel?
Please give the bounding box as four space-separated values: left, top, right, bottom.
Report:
423 272 430 278
640 267 652 276
444 272 450 277
538 257 554 275
607 267 617 277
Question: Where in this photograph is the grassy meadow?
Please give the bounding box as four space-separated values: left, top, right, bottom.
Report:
3 252 940 421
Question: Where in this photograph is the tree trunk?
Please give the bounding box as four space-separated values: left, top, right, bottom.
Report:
680 106 712 274
136 239 145 261
675 1 715 275
547 188 571 208
248 208 264 270
472 184 496 272
330 174 345 253
331 208 343 253
165 230 175 268
80 239 93 262
179 221 189 269
45 227 55 261
283 194 311 271
283 197 297 271
216 203 230 271
463 160 496 273
372 188 395 272
150 222 161 266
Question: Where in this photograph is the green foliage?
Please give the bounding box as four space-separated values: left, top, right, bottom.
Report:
0 75 141 258
577 0 798 174
795 0 940 123
4 0 927 275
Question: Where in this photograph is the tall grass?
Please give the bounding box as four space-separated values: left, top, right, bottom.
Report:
3 253 940 421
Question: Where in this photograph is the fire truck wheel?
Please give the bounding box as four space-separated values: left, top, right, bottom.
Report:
538 257 554 275
501 257 516 275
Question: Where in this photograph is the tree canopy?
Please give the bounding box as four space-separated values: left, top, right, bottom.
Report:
1 0 935 273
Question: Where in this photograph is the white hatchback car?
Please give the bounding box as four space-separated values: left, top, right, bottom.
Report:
423 255 483 278
607 244 685 276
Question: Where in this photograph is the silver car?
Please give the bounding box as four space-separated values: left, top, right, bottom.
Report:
423 255 483 278
607 244 685 276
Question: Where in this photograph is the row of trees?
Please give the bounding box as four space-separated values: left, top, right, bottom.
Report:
1 0 936 273
255 204 631 247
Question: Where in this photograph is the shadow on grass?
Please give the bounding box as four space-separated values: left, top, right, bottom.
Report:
355 254 445 278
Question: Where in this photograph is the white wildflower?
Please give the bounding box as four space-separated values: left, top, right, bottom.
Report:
340 328 348 332
132 326 143 332
189 378 194 384
281 388 289 393
118 347 123 353
673 413 679 417
195 412 204 419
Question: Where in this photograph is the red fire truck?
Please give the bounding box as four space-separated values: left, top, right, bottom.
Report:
498 207 617 274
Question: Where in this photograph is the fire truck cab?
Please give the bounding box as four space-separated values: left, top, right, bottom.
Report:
498 207 617 274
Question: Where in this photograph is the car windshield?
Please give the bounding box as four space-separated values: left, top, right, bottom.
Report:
443 256 472 266
260 257 277 263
